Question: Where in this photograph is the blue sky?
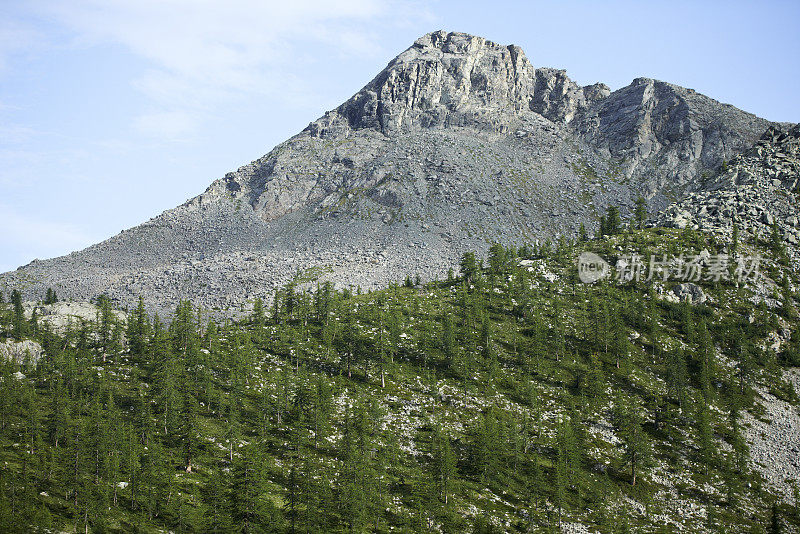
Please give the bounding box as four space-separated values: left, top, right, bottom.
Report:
1 0 798 273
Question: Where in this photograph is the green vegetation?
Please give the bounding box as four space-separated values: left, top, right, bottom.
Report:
0 226 799 532
634 197 647 230
597 205 622 237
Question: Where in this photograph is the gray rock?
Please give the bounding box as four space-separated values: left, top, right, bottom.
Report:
0 340 44 367
671 283 707 305
654 122 800 265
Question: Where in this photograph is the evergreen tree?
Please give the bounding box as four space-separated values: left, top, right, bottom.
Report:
95 294 116 360
593 300 611 355
696 397 714 473
529 311 546 374
554 438 567 527
729 410 749 476
469 408 499 486
232 443 271 532
152 320 181 437
612 308 630 369
634 196 647 229
480 310 496 377
441 312 456 370
597 215 607 239
387 308 401 364
251 297 265 326
179 387 200 473
460 251 479 284
603 206 622 235
44 288 58 305
770 222 785 257
431 427 458 506
680 301 695 342
205 459 233 532
127 297 150 359
697 320 715 399
578 223 588 242
582 353 605 411
613 394 651 486
782 325 800 366
647 291 661 359
769 500 782 534
666 349 688 410
488 242 508 278
337 400 380 532
556 415 582 494
11 289 25 338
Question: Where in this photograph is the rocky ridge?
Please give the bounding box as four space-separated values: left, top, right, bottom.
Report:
0 31 776 315
20 301 127 333
656 123 800 259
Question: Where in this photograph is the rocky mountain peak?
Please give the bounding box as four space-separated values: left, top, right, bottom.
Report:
410 30 507 55
308 30 603 137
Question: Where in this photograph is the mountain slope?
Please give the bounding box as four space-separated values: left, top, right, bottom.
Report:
2 228 800 533
657 123 800 253
0 31 774 315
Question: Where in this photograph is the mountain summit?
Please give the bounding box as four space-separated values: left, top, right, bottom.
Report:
325 30 609 135
0 31 776 314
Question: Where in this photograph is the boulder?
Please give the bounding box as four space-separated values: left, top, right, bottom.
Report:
0 339 44 366
671 283 707 305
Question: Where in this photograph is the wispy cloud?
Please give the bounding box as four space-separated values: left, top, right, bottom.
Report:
33 0 432 140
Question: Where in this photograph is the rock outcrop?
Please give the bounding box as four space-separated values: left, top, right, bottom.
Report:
22 301 127 333
0 339 44 367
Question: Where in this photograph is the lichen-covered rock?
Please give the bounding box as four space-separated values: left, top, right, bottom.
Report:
23 301 126 332
0 339 44 366
664 283 707 305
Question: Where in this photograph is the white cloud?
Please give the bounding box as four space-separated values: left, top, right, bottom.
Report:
34 0 431 139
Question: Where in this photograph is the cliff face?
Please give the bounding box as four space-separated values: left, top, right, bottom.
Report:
0 31 780 315
576 77 770 191
329 31 602 134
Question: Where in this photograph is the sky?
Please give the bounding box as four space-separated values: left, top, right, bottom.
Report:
1 0 799 273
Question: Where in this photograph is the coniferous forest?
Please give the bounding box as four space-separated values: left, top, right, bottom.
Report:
1 226 800 533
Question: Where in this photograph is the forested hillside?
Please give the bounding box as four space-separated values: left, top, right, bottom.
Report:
1 224 799 533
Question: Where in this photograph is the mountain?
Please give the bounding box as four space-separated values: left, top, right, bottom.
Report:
0 31 775 315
